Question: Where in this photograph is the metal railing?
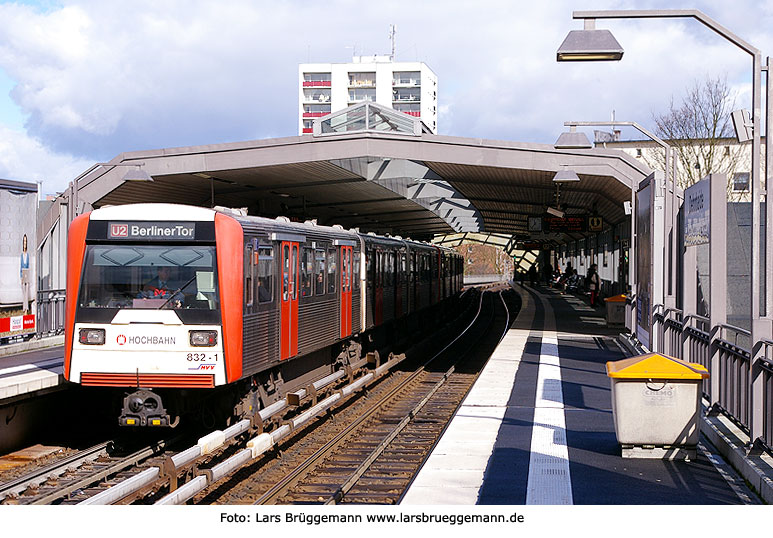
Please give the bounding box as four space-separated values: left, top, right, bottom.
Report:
759 339 773 449
682 314 711 395
649 311 770 448
714 324 752 429
36 288 66 336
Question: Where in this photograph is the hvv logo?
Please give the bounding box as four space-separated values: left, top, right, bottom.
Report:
188 364 216 371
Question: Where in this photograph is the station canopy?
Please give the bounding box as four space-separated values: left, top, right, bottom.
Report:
57 103 650 247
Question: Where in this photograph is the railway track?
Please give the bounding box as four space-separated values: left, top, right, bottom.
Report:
193 288 513 505
0 437 177 505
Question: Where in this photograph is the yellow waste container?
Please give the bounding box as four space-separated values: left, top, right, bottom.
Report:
606 353 709 459
604 294 627 326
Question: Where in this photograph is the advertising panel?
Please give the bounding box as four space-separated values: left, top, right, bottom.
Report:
0 181 37 338
636 180 652 350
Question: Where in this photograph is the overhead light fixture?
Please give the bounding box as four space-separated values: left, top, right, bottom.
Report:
547 206 565 218
556 20 624 61
554 128 593 149
552 168 580 182
121 166 154 182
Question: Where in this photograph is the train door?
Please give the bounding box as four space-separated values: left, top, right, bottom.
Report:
280 241 299 360
340 245 352 338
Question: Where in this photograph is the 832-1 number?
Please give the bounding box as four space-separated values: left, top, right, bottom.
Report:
187 353 218 361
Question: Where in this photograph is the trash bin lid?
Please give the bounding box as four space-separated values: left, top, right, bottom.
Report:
604 294 627 303
606 353 709 380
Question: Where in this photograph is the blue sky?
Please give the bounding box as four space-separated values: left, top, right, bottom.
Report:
1 0 772 195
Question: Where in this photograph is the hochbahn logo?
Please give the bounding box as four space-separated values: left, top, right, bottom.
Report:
108 221 195 240
116 334 175 346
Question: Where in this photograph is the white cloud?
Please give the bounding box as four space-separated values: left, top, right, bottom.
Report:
0 124 92 194
0 0 772 195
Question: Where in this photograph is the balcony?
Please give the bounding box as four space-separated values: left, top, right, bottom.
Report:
302 80 331 87
348 72 376 88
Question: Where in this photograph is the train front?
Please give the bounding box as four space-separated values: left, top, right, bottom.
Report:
65 204 243 427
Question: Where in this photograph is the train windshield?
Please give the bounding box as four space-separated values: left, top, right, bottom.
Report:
77 244 220 312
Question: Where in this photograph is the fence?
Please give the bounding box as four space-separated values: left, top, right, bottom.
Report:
36 288 66 336
651 305 770 452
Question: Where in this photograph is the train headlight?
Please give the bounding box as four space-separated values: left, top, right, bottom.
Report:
189 330 218 347
78 328 105 345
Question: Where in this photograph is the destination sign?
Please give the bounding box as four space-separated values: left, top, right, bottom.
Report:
543 216 586 233
108 221 196 240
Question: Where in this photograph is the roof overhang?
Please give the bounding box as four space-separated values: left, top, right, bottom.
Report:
63 130 649 243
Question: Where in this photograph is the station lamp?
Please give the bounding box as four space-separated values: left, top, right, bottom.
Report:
556 19 624 61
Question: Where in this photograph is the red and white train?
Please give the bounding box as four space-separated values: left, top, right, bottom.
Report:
65 204 463 426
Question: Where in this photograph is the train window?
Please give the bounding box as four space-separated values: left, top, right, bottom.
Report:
257 246 273 303
301 248 313 297
353 251 360 290
388 252 395 287
377 252 383 287
315 249 326 295
327 248 337 294
283 245 290 301
245 243 254 307
76 245 219 311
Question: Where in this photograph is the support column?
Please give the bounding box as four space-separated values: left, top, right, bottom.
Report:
708 173 727 407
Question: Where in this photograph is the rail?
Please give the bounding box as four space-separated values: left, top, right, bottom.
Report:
36 288 65 336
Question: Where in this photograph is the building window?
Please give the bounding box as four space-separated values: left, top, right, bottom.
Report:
636 148 642 158
733 172 750 191
349 72 375 87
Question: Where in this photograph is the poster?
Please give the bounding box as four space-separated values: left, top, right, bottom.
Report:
0 182 37 338
636 180 652 350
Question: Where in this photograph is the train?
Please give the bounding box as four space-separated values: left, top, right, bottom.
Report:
65 203 464 426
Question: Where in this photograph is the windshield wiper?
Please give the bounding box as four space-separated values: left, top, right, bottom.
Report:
157 275 198 310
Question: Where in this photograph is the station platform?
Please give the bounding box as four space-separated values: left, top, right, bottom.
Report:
0 340 65 403
402 283 773 505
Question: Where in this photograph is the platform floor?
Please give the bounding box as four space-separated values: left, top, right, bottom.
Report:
401 284 760 505
0 345 64 401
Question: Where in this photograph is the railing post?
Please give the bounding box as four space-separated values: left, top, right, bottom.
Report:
750 318 772 446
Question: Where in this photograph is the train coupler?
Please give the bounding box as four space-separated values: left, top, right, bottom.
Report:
119 389 174 427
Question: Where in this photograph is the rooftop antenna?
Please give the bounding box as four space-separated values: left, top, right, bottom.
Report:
389 24 396 60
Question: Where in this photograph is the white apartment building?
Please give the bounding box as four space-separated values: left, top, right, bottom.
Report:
299 56 438 135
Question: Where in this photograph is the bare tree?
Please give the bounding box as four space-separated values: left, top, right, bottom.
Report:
645 75 749 199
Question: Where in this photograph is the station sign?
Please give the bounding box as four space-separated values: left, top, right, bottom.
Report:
684 179 709 246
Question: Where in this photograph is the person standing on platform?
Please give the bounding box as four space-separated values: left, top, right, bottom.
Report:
587 263 600 307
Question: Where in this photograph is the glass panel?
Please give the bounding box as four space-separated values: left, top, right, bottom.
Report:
315 249 326 295
258 246 273 303
301 248 313 297
321 106 367 133
245 244 253 306
291 245 298 300
283 245 290 301
77 245 219 310
353 251 360 290
327 248 337 294
368 106 415 132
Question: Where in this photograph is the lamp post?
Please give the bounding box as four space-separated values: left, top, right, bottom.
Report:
557 9 770 448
